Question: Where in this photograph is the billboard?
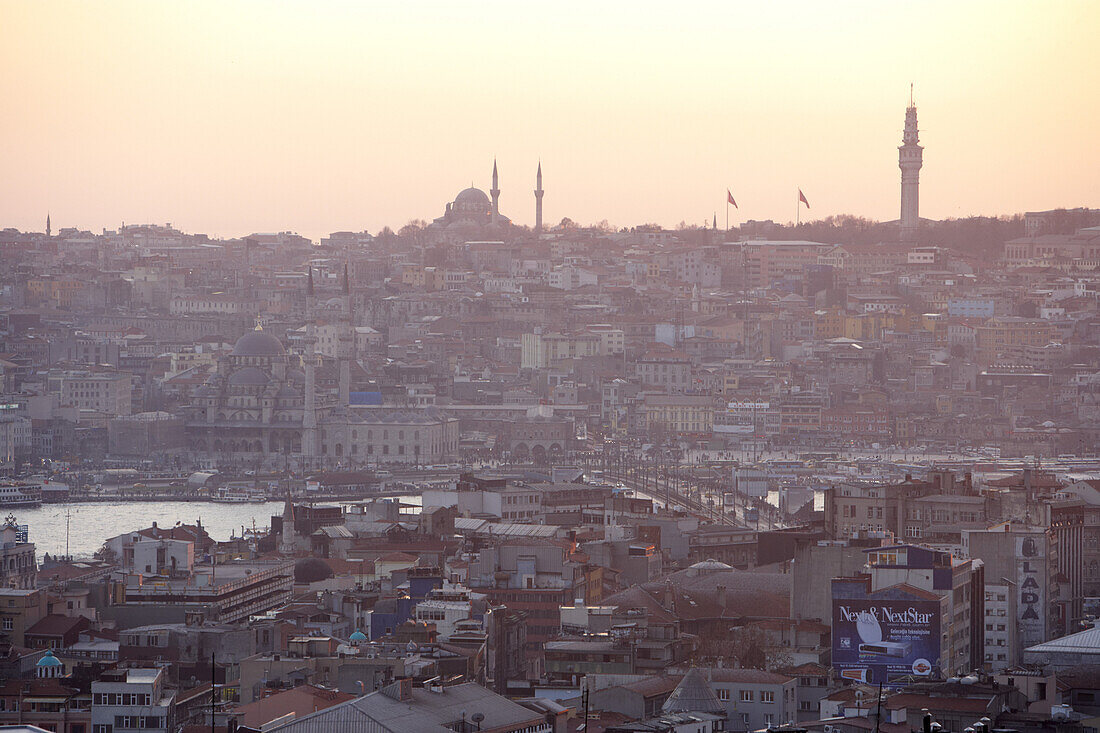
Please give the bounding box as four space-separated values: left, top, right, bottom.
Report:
1016 534 1047 649
832 598 941 686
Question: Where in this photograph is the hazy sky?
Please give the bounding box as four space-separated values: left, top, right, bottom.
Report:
2 1 1098 240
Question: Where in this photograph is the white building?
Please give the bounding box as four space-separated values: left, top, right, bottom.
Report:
92 667 174 733
414 598 477 639
49 370 133 417
0 413 31 465
131 537 195 577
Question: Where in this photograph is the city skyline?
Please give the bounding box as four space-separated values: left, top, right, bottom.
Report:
2 1 1098 240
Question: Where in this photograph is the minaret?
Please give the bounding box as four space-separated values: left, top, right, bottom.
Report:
302 269 318 465
490 159 501 224
534 161 544 233
46 213 51 239
899 85 923 240
338 263 352 408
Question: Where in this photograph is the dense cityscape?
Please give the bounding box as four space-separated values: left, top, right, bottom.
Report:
0 94 1099 733
2 0 1100 729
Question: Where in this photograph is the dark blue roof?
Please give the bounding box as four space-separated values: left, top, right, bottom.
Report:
349 392 384 406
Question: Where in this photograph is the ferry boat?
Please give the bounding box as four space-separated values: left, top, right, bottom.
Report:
211 488 267 503
0 482 42 507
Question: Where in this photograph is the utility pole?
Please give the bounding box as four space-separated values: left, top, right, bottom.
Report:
211 653 216 733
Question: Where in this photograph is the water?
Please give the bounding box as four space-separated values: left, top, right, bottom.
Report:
15 501 287 559
18 495 424 559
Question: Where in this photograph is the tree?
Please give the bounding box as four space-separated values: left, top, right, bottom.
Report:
94 542 118 567
693 624 793 671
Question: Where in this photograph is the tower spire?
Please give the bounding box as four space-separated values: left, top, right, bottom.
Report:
534 160 544 234
899 90 923 240
490 158 501 224
46 212 51 239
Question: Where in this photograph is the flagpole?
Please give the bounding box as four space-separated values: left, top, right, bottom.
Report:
725 199 729 235
796 190 800 227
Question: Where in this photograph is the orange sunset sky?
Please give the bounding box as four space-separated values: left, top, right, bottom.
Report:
1 0 1098 240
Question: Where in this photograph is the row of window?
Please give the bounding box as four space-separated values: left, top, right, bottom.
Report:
715 689 777 703
93 693 152 706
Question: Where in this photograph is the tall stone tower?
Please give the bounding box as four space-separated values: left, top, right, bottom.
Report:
899 87 923 239
534 161 544 233
490 159 501 224
302 269 318 465
338 262 352 408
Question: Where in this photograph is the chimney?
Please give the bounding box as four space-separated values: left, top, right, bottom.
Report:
716 585 727 610
663 583 673 610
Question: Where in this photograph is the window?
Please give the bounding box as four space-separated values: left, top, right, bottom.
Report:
1 618 11 631
765 714 775 726
762 691 775 703
740 690 754 702
717 688 730 701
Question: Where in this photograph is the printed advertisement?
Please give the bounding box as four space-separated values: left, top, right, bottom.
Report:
1016 535 1047 649
832 598 941 686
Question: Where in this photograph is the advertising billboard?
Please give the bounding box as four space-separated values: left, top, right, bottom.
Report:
832 598 941 686
1015 534 1047 650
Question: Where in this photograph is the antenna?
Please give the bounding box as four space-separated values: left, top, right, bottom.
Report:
910 82 914 107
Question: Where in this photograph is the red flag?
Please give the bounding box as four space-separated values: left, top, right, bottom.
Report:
727 190 738 208
799 189 810 208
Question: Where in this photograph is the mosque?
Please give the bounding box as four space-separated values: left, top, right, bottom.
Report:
185 272 458 469
430 160 544 235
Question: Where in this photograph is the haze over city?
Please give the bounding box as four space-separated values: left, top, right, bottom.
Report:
3 4 1100 733
2 0 1099 238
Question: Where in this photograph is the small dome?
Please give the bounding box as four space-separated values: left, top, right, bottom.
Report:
231 329 286 358
350 629 367 642
689 558 734 574
37 650 63 667
228 367 270 386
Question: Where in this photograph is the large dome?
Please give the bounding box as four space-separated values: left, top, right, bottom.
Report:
228 366 270 386
454 187 490 210
231 328 286 358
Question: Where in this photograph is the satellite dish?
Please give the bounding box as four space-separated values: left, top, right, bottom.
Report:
472 713 485 723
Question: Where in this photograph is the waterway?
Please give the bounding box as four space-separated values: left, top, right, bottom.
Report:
18 495 425 559
12 501 287 559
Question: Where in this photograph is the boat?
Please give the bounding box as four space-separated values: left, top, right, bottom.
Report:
0 482 43 507
211 488 267 503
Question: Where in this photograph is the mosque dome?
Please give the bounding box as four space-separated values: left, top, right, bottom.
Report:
37 650 63 668
228 367 271 387
350 629 367 643
454 187 491 213
231 328 286 358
